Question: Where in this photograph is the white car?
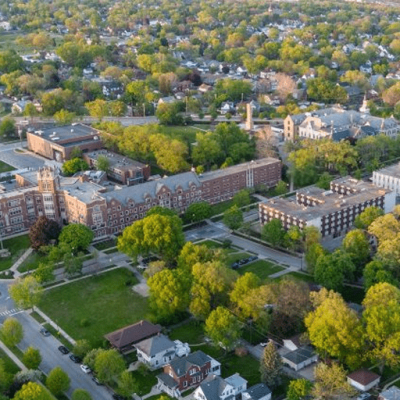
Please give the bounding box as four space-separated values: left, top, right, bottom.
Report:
80 364 91 374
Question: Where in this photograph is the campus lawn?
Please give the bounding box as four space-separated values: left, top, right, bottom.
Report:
0 348 20 375
159 125 203 143
226 252 252 265
0 234 31 271
39 268 150 347
17 251 43 272
0 160 14 173
238 260 284 280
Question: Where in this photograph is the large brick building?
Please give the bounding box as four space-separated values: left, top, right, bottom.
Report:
0 157 280 239
259 177 395 238
27 124 103 162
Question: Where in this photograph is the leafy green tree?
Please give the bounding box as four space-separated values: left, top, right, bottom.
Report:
73 339 92 359
33 263 55 284
94 349 125 385
0 50 24 73
368 214 400 243
316 172 333 190
223 205 243 230
304 226 322 250
46 366 70 396
230 272 260 316
54 110 76 125
287 379 313 400
285 226 303 252
192 132 223 169
233 190 251 208
9 275 43 309
184 202 212 223
205 306 241 350
13 382 54 400
148 269 191 323
260 341 282 388
72 389 92 400
342 229 370 272
262 219 286 246
63 250 84 277
22 347 42 370
305 290 363 368
0 117 16 137
363 260 397 290
118 213 184 265
177 242 215 273
109 101 127 117
96 155 110 172
0 317 23 347
314 250 355 291
354 206 384 229
29 216 61 251
274 180 288 195
62 158 89 176
363 283 400 373
83 349 102 370
117 370 138 397
305 243 326 274
59 224 94 253
156 102 183 125
85 99 109 121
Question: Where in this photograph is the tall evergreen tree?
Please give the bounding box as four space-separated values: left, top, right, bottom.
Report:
260 341 282 388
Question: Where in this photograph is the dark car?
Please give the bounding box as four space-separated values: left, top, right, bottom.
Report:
92 376 103 386
239 258 248 265
231 262 240 269
58 346 70 355
40 328 50 337
69 354 81 363
248 255 258 262
112 395 126 400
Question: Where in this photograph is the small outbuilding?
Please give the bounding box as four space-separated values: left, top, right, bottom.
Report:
347 369 380 392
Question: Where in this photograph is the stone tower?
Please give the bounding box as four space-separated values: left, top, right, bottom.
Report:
245 103 254 131
37 166 60 193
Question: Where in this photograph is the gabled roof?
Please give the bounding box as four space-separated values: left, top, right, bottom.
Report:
243 383 271 400
380 386 400 400
134 334 175 357
198 374 233 400
347 369 380 386
282 346 316 365
104 320 162 349
169 350 212 377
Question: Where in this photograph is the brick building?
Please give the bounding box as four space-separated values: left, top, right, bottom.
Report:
259 177 395 238
83 150 151 185
0 157 280 240
27 124 103 162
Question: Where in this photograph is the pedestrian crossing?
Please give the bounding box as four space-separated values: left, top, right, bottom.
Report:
0 308 22 317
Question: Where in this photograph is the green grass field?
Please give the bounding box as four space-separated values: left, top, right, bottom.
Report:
227 252 252 265
0 234 30 271
39 268 150 347
0 160 15 173
0 348 20 375
239 260 284 280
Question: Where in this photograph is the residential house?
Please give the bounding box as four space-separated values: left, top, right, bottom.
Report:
194 373 247 400
134 334 179 369
242 384 271 400
379 387 400 400
220 102 235 115
12 100 30 114
104 320 162 353
198 83 213 94
157 350 221 398
158 96 176 106
281 345 318 371
225 373 248 396
347 369 381 392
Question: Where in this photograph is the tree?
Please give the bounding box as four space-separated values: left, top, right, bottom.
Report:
59 224 94 253
94 349 125 385
205 306 241 351
274 180 288 196
96 155 110 172
33 263 55 284
177 242 215 273
109 101 127 117
9 276 43 309
314 250 355 292
305 291 363 367
148 269 191 323
260 341 282 388
117 370 138 397
313 363 355 400
183 202 211 223
192 132 223 169
62 158 89 176
29 216 61 251
83 348 102 370
13 382 54 400
223 205 243 230
22 347 42 370
54 110 76 125
363 283 400 373
342 229 370 272
230 272 260 316
305 243 326 275
363 260 397 290
368 214 400 243
156 102 183 125
72 389 92 400
46 367 70 396
304 226 322 250
262 219 286 247
0 117 16 137
73 339 92 359
0 317 23 347
287 379 313 400
233 190 251 208
354 206 384 229
85 99 109 120
63 250 84 277
118 213 184 265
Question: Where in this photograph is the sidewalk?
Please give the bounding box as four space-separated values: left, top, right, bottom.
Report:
10 248 33 278
0 339 27 371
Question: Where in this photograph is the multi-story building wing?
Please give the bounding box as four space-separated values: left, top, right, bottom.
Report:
372 163 400 199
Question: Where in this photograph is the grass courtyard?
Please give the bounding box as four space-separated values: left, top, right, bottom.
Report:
239 260 284 281
39 268 150 347
0 234 30 271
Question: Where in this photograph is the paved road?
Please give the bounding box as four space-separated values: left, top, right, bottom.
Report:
14 312 114 400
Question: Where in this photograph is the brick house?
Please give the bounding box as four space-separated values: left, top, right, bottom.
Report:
157 351 221 398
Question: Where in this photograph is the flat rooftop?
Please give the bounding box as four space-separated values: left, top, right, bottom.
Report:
199 158 280 182
86 150 146 172
374 163 400 179
59 177 105 203
29 124 100 143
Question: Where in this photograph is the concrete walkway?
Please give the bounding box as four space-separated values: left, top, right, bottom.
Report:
0 339 27 371
33 308 77 346
9 247 33 277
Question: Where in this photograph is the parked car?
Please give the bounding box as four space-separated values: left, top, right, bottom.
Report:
69 354 81 363
112 395 126 400
231 262 240 269
248 255 258 262
239 258 248 265
80 364 91 374
40 328 50 337
92 376 103 386
58 346 69 355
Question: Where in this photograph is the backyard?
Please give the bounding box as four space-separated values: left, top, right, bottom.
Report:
39 268 150 347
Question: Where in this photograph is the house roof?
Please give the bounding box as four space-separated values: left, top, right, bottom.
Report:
134 334 175 357
243 383 271 400
158 373 179 388
169 350 212 377
282 346 316 366
104 320 162 349
380 386 400 400
347 369 380 386
198 374 233 400
225 373 247 389
284 334 302 349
